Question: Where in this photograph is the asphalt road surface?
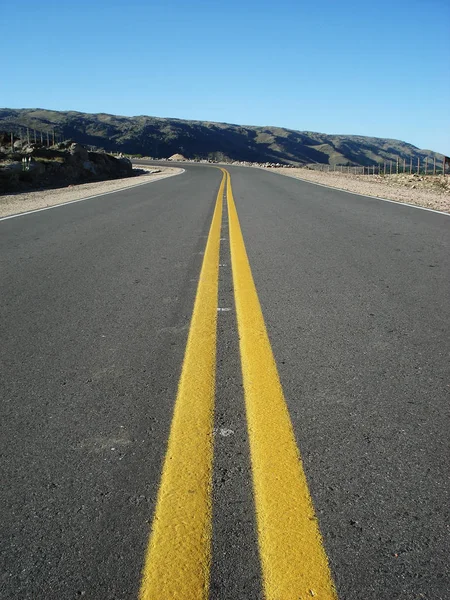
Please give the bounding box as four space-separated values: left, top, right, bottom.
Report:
1 163 449 600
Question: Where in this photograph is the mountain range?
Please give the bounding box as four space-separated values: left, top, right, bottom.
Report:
0 108 441 167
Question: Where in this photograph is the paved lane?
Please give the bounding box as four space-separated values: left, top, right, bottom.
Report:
0 167 222 599
228 166 450 599
1 163 449 599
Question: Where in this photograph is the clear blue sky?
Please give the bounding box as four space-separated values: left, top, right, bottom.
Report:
2 0 449 154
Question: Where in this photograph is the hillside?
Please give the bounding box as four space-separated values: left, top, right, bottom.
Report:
0 108 441 167
0 141 133 193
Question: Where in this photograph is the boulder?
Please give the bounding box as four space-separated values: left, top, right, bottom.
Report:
83 161 97 174
69 143 89 161
117 157 132 175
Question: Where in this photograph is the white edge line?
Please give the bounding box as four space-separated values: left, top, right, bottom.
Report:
255 167 450 217
0 169 185 222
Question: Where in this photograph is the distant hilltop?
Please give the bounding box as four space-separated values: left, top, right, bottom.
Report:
0 108 442 167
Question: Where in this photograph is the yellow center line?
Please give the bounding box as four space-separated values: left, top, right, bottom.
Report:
139 170 226 600
225 169 338 600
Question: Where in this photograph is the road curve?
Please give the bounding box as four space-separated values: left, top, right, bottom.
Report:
1 163 449 599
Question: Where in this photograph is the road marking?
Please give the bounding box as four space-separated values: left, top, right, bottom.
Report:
139 170 226 600
0 170 185 222
225 169 338 600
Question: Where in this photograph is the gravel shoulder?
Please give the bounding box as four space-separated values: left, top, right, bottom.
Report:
264 167 450 214
0 166 183 218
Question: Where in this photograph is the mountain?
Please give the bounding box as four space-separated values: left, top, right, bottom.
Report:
0 108 440 167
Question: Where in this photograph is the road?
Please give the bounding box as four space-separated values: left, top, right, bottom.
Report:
1 163 449 600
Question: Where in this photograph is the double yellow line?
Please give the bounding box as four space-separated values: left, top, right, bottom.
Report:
139 169 337 600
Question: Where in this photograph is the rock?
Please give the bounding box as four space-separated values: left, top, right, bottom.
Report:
1 144 135 193
168 153 187 161
21 143 39 154
69 143 89 161
83 161 97 174
117 157 132 175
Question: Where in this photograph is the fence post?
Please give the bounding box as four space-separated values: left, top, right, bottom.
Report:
52 129 55 146
389 161 392 175
417 157 420 174
396 157 399 174
10 132 14 152
425 157 428 175
27 128 30 145
433 155 436 175
410 158 413 174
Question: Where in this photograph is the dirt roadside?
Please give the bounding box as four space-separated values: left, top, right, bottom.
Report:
0 166 183 218
263 167 450 214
